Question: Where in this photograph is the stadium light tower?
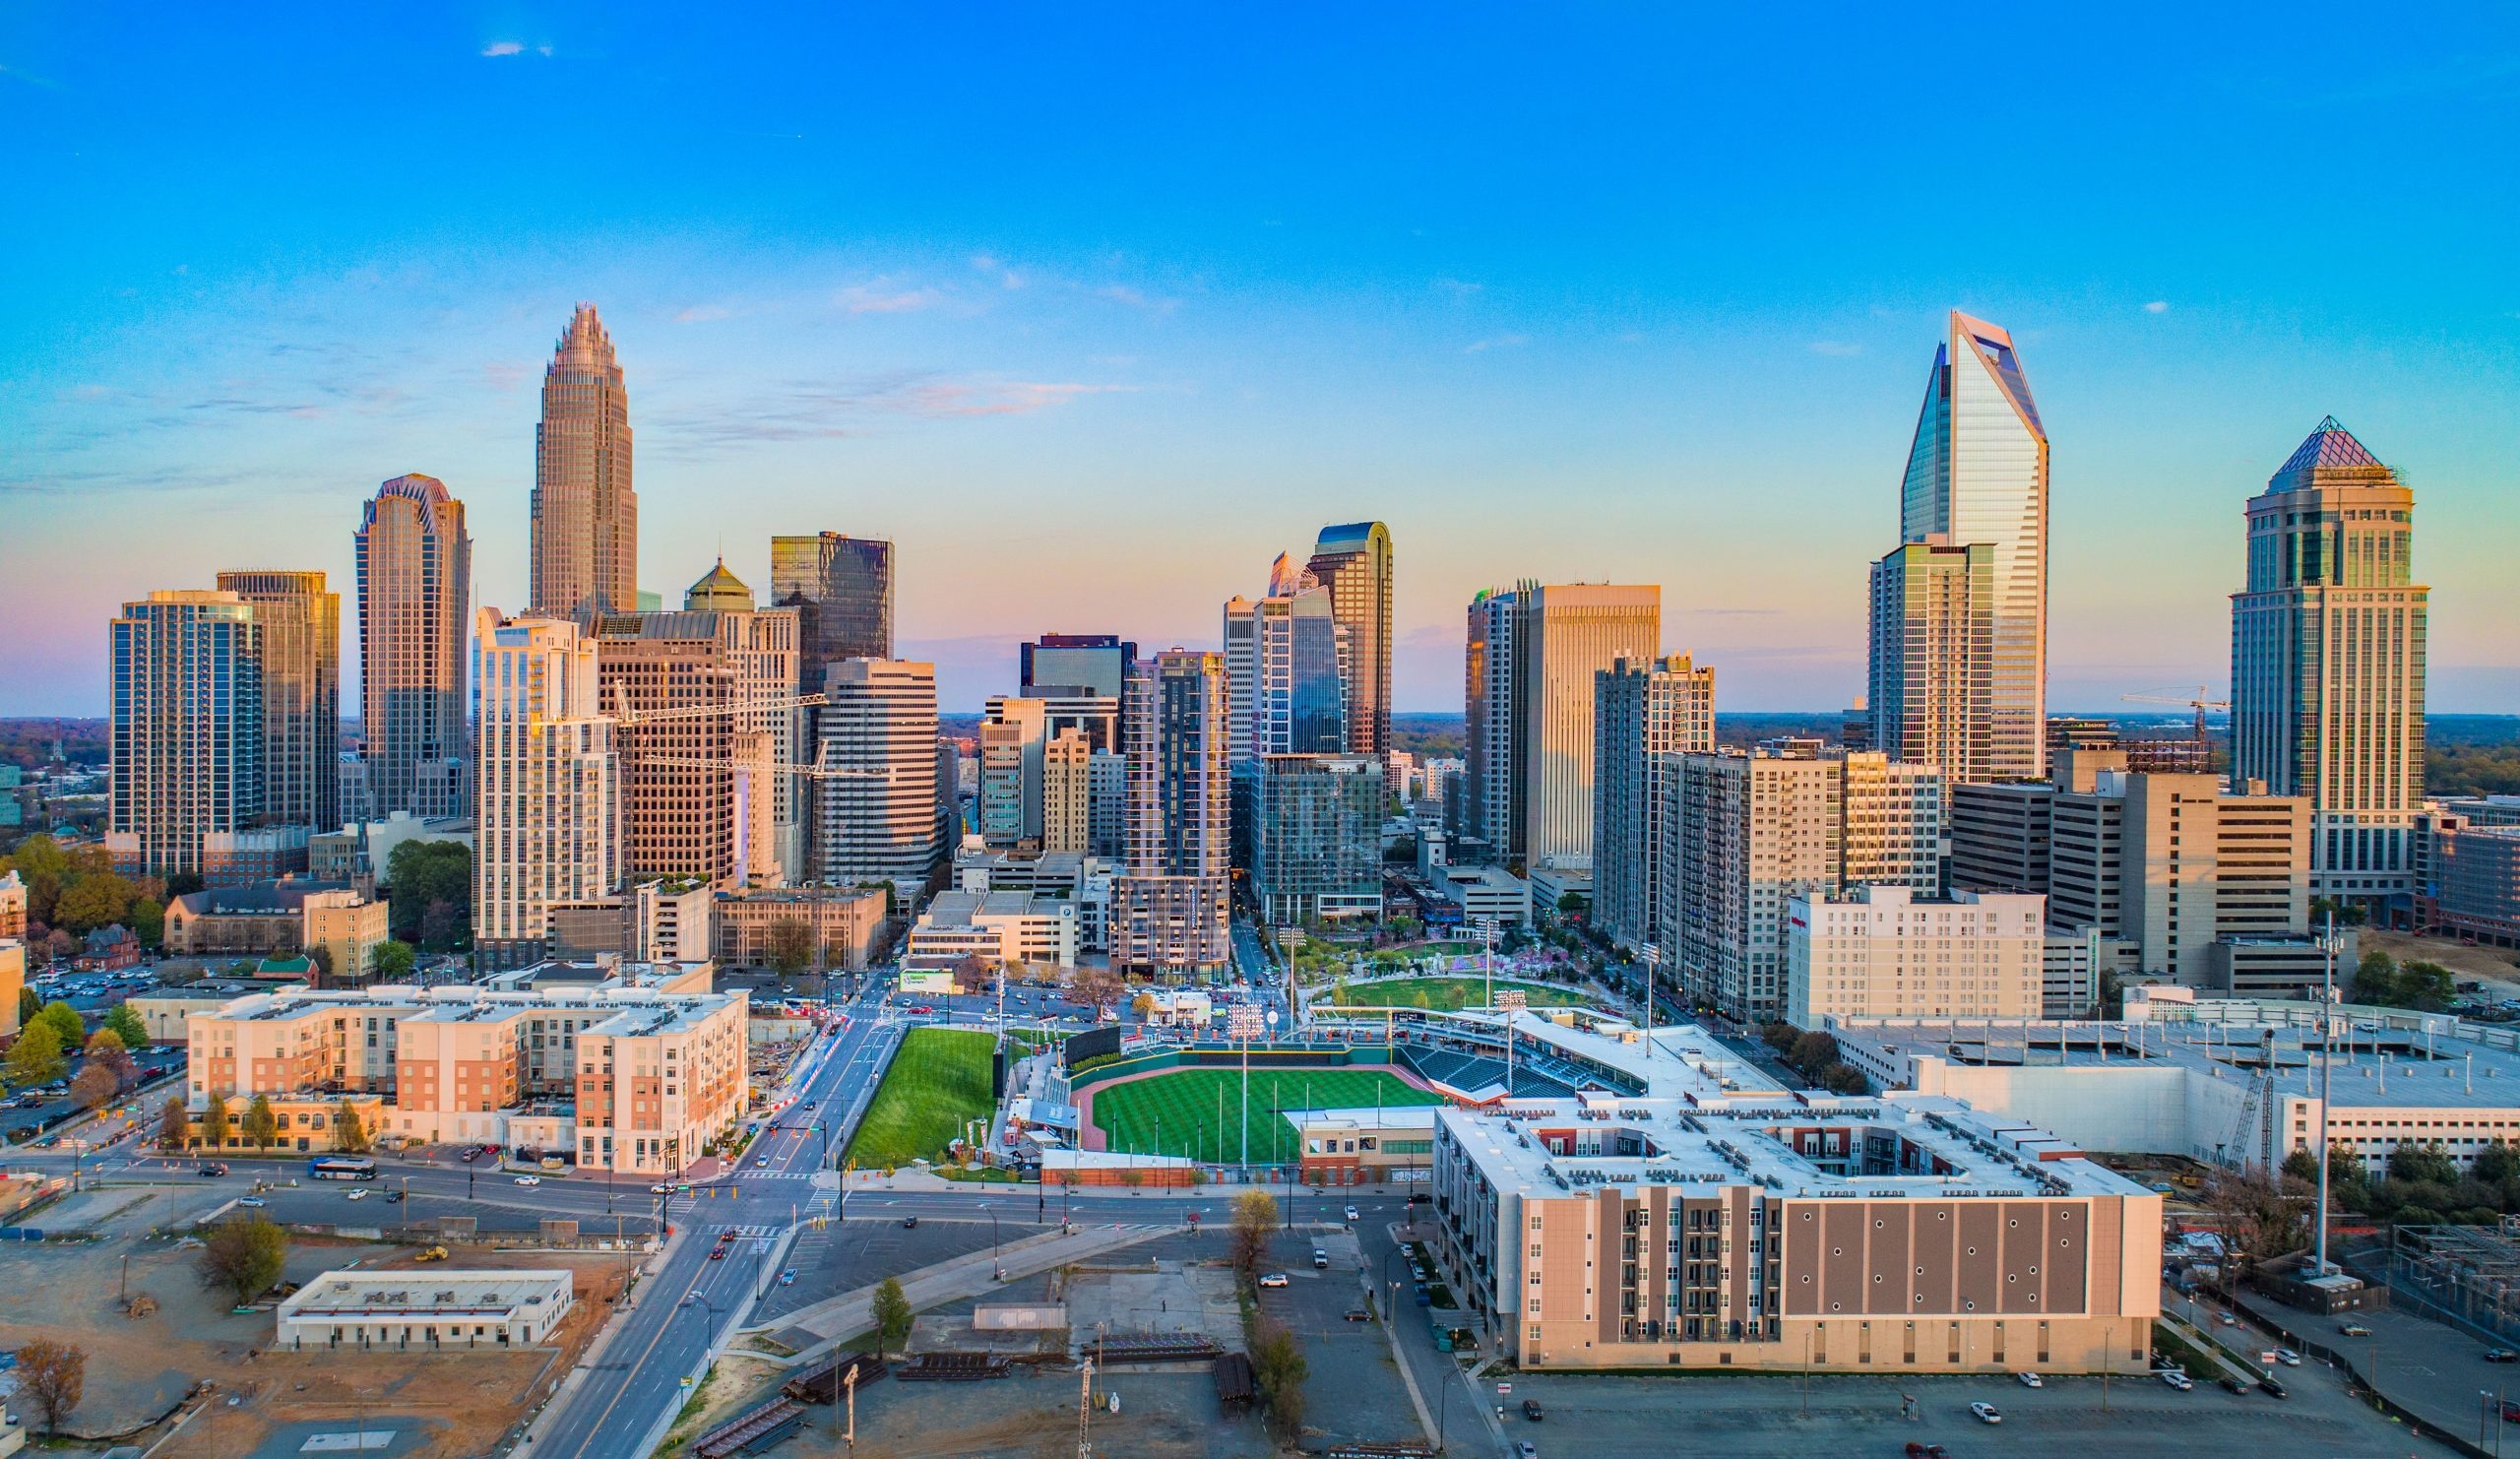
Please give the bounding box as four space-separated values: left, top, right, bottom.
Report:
1496 988 1527 1097
1229 1003 1266 1166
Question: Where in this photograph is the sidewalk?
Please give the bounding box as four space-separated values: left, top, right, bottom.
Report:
751 1221 1177 1362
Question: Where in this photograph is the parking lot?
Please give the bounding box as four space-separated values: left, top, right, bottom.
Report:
1251 1225 1428 1451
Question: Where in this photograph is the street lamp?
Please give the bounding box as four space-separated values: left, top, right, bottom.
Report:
980 1201 1003 1281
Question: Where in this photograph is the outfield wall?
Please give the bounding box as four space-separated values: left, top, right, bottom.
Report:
1061 1042 1398 1098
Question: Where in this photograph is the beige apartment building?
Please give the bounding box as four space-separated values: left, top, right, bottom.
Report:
1786 885 2046 1027
712 886 888 972
473 610 622 968
182 974 746 1173
1043 728 1090 854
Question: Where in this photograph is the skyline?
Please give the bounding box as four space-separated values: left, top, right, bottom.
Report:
5 6 2517 718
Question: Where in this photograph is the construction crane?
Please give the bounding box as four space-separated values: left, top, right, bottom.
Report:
606 691 827 727
2216 1030 2279 1171
2121 685 2229 748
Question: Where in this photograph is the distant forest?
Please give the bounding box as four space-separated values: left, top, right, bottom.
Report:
0 719 106 772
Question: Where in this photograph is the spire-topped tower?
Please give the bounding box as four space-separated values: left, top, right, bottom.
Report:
530 302 637 618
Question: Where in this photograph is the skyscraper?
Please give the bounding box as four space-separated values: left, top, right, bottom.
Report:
472 609 620 967
1226 557 1348 764
1020 633 1135 700
108 591 270 882
1898 311 2048 781
811 660 942 895
2231 417 2427 902
1461 586 1525 856
1305 521 1394 764
1867 538 1994 789
1252 754 1384 925
1517 584 1661 867
530 304 636 619
354 474 472 821
1042 728 1090 855
977 697 1049 847
1115 650 1231 975
216 571 341 837
772 534 894 687
1592 654 1715 952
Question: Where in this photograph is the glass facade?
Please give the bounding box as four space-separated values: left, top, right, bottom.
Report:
772 534 894 688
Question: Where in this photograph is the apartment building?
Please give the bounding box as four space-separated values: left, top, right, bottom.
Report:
1786 886 2046 1027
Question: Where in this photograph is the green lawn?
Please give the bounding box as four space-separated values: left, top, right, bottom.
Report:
1091 1067 1444 1166
846 1027 996 1170
1326 977 1592 1013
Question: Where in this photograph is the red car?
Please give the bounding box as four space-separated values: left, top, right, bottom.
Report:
907 1005 934 1015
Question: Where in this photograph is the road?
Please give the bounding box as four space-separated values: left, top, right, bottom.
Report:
522 979 903 1459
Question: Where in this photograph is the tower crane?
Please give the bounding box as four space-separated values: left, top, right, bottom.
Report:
2120 685 2229 748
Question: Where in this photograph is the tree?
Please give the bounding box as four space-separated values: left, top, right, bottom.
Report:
1819 1063 1869 1095
2388 1141 2460 1186
128 896 165 949
1251 1315 1309 1436
49 872 134 936
2397 961 2456 1012
3 1019 66 1089
197 1216 288 1308
241 1093 280 1155
2476 1141 2520 1185
34 999 86 1050
1228 1189 1280 1291
159 1094 193 1152
334 1099 371 1154
2348 950 2399 1006
200 1092 231 1149
69 1060 118 1110
2203 1167 2309 1269
15 984 36 1028
1758 1022 1799 1055
1069 966 1126 1019
385 840 472 949
373 940 417 983
85 1027 137 1088
1786 1031 1840 1080
307 942 336 985
15 1339 84 1435
102 1001 149 1048
762 919 814 978
418 898 464 952
1131 991 1160 1019
871 1276 914 1358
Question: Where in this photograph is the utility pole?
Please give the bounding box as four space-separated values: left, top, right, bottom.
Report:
844 1363 857 1453
1077 1357 1095 1459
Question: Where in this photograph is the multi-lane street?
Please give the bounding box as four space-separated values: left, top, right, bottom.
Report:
523 978 902 1459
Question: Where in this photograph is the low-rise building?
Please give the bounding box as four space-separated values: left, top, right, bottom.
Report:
712 886 887 972
906 891 1078 972
1288 1106 1437 1185
1438 867 1532 931
277 1269 574 1352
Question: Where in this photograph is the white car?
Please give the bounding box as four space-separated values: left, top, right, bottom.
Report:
1970 1402 2003 1425
236 1195 267 1207
2273 1348 2301 1366
1344 1205 1360 1223
513 1174 541 1186
2159 1369 2193 1390
651 1183 672 1194
1257 1273 1291 1289
2014 1370 2041 1388
345 1188 370 1201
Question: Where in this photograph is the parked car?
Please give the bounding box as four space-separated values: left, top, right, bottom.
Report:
2273 1348 2300 1366
2340 1322 2372 1337
2218 1376 2249 1394
651 1183 672 1194
1343 1307 1371 1322
2257 1375 2288 1399
1516 1443 1538 1459
237 1195 267 1207
902 1216 919 1229
345 1188 370 1201
2015 1370 2042 1388
1969 1402 2002 1425
1258 1273 1290 1289
2159 1369 2194 1391
2487 1348 2519 1364
779 1269 797 1286
1311 1247 1330 1269
384 1190 406 1203
513 1174 541 1186
1521 1398 1544 1421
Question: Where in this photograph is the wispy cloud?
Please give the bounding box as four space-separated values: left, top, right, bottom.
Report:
2144 300 2170 314
1094 284 1177 314
1463 333 1528 354
481 40 552 57
0 60 63 89
675 304 733 323
1809 340 1863 357
1433 278 1483 299
836 285 943 315
970 254 1024 289
648 372 1132 451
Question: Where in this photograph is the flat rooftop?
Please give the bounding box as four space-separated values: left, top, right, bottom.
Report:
1833 1009 2520 1113
1440 1091 2148 1205
279 1269 571 1321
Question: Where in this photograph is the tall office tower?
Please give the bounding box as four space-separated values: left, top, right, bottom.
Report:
1087 749 1127 859
1115 651 1231 975
1043 728 1090 854
1228 560 1349 764
1867 539 1994 789
354 474 472 821
2231 417 2428 903
108 592 268 882
1462 587 1524 855
215 571 341 837
530 303 637 619
984 692 1119 755
977 697 1049 847
1517 584 1661 868
1020 633 1136 700
1305 522 1394 763
1252 754 1385 925
1591 654 1716 952
471 609 620 967
1899 310 2048 781
811 660 942 895
773 534 895 690
1664 746 1843 1024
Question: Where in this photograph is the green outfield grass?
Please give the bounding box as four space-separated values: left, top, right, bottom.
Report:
1325 977 1593 1013
846 1027 995 1169
1091 1067 1445 1166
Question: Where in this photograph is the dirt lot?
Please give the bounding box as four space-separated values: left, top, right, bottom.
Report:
0 1228 626 1457
2363 928 2520 987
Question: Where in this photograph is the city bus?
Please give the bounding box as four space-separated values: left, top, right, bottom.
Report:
307 1155 379 1181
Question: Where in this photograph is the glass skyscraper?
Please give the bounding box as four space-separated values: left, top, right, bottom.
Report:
772 533 894 688
1897 311 2048 782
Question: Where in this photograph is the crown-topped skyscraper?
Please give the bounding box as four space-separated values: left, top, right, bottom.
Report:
530 303 637 619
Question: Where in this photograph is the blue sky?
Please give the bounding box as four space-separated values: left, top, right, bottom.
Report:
4 4 2516 716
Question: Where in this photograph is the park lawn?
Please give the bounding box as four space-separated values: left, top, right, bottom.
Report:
1327 977 1592 1013
846 1027 996 1170
1091 1067 1445 1166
